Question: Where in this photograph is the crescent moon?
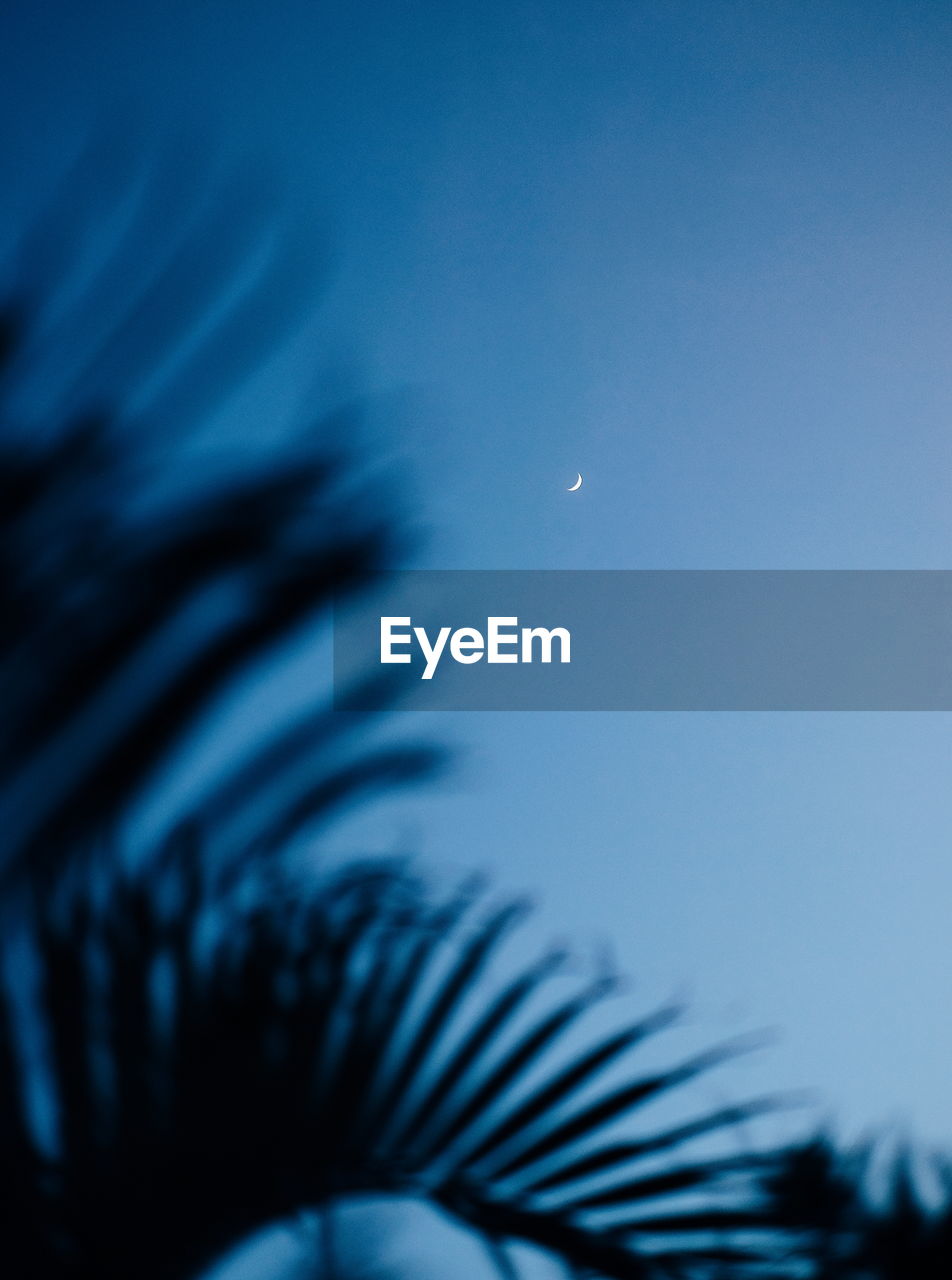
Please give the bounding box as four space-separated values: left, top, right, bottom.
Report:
567 473 583 491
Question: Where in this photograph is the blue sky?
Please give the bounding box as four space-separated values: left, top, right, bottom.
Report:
4 0 952 1157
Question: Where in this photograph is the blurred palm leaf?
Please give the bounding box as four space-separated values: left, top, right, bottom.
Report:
0 147 796 1279
0 143 437 882
762 1135 952 1279
2 844 789 1280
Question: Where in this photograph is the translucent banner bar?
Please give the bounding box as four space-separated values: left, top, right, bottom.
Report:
333 571 952 710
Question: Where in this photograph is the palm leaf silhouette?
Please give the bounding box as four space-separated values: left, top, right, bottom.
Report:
0 144 437 883
763 1135 952 1279
0 148 795 1278
3 845 788 1279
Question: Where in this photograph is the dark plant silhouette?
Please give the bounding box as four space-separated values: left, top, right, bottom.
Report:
2 842 792 1280
0 148 796 1279
0 140 441 885
762 1134 952 1279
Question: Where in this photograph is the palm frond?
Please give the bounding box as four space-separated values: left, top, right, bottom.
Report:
0 148 803 1280
0 148 434 883
762 1134 952 1279
0 843 794 1280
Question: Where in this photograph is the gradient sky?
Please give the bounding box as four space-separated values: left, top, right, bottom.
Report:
3 0 952 1170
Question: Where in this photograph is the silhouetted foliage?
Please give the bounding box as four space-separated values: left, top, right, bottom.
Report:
0 147 817 1279
762 1135 952 1279
2 842 793 1280
0 145 438 882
